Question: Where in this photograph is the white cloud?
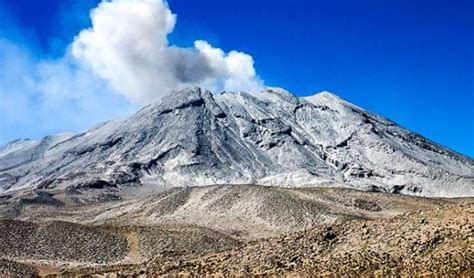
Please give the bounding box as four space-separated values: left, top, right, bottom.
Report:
0 0 264 144
72 0 264 104
0 39 134 144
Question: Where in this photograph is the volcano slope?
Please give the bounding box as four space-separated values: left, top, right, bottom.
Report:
1 87 473 197
0 87 473 276
0 185 472 276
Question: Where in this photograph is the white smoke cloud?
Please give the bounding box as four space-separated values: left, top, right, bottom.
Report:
72 0 264 104
0 39 134 145
0 0 264 144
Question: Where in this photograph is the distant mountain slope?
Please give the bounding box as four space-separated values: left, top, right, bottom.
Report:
0 87 473 197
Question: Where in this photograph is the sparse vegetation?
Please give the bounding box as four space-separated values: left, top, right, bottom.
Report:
0 186 472 276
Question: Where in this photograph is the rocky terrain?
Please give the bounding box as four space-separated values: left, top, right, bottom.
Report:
0 185 472 276
0 220 128 264
0 185 453 239
142 201 473 277
1 87 473 198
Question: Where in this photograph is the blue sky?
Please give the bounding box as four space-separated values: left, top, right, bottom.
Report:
0 0 473 157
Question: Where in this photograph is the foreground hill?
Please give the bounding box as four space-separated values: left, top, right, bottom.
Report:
0 185 452 239
1 87 473 197
0 186 472 276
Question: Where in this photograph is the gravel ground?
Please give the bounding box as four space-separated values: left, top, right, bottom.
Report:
0 220 129 264
0 186 472 276
137 225 241 258
143 202 473 276
0 259 37 276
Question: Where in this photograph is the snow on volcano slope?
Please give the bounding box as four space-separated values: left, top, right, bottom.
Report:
0 87 473 197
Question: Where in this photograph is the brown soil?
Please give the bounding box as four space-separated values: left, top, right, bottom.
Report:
0 186 472 277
